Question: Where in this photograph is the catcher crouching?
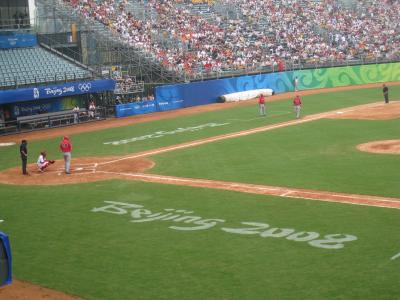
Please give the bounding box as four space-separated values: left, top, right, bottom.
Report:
37 151 55 172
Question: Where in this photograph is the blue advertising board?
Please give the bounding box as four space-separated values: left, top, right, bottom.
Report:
0 231 12 286
0 33 37 49
155 72 289 108
115 100 157 118
156 98 184 111
10 98 63 118
0 79 116 105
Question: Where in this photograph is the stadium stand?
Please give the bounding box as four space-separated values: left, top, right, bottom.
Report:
0 46 92 88
63 0 400 79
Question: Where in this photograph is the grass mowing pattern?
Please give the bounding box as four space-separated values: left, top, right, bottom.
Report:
0 181 399 300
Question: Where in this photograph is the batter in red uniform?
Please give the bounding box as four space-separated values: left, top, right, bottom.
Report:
60 136 72 174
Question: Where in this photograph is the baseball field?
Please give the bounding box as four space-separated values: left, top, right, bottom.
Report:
0 83 400 300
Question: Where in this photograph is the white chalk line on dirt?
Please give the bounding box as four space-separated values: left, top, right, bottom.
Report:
278 194 400 210
32 166 96 175
98 102 383 167
58 171 95 176
58 166 96 172
95 171 400 209
280 191 294 197
283 189 400 204
70 162 98 166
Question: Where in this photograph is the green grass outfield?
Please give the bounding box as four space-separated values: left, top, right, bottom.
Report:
0 85 400 300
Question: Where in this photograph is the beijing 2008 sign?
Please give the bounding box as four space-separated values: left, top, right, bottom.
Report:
92 201 358 250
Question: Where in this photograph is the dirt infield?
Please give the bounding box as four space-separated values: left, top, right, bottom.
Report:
328 100 400 120
0 156 154 185
357 140 400 155
0 280 84 300
1 82 400 299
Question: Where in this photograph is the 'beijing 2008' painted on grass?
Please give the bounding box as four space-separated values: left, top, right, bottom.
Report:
103 122 230 146
92 201 358 250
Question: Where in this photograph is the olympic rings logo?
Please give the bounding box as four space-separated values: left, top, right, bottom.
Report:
78 83 92 92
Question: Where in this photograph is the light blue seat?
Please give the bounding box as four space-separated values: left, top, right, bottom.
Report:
0 46 92 88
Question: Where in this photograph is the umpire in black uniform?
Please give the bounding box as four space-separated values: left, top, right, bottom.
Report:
383 84 389 104
20 140 28 175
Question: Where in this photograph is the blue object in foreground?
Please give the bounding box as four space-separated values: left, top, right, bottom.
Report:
0 231 12 286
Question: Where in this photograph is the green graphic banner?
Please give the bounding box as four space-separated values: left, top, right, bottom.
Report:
293 62 400 91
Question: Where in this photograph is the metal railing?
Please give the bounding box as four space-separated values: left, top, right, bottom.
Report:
0 120 18 135
0 19 33 31
0 71 94 90
39 40 95 75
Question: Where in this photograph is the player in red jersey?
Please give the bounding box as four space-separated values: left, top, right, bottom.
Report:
60 136 72 174
258 94 266 116
293 95 302 119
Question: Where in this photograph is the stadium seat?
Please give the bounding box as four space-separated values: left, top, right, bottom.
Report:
0 47 91 88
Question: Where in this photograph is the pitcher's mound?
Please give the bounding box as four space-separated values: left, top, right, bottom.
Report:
0 156 155 185
357 140 400 155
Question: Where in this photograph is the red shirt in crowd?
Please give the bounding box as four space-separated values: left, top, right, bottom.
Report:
278 60 284 72
293 95 302 106
258 94 265 104
60 136 72 153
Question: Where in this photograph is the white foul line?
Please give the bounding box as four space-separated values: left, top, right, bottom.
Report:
391 252 400 261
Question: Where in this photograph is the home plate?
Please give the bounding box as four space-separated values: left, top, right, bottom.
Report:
75 167 83 171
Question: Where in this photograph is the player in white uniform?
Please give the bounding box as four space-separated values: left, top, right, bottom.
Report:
37 151 55 172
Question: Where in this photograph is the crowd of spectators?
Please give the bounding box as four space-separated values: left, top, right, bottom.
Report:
63 0 400 77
